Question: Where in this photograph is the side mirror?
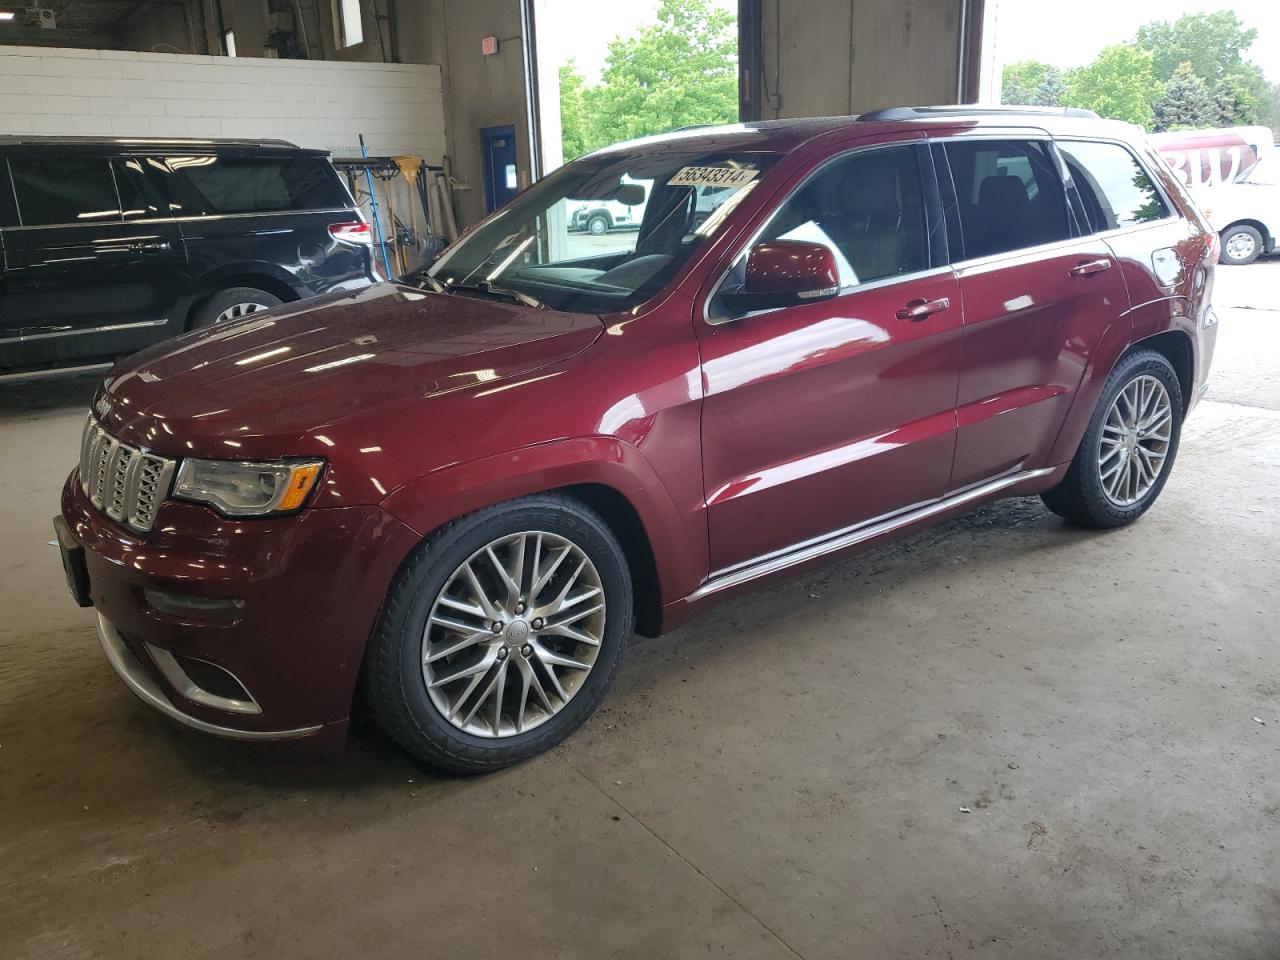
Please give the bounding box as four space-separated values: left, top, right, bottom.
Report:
612 183 646 207
720 240 840 314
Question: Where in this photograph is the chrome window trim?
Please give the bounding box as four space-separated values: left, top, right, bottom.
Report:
688 466 1055 601
702 138 932 326
0 205 356 231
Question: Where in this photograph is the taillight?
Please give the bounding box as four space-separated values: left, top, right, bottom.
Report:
1206 230 1221 262
329 221 372 246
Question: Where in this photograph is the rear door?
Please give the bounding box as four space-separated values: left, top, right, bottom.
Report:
163 151 372 294
697 141 962 571
0 150 188 368
936 136 1131 487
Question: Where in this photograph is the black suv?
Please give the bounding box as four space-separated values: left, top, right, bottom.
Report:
0 136 377 383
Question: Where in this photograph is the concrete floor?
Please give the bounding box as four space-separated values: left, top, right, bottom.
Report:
2 265 1278 960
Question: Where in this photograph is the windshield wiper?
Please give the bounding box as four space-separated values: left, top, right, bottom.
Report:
449 280 547 311
418 273 450 295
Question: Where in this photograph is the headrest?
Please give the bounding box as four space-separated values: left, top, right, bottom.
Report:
837 155 902 218
977 174 1029 213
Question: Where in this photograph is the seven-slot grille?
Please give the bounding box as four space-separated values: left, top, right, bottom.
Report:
79 417 177 533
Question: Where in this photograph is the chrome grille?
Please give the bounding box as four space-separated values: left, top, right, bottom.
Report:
78 417 176 533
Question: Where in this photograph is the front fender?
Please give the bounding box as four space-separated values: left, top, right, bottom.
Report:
378 436 707 610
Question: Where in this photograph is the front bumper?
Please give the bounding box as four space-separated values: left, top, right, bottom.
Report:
61 472 421 740
96 614 322 740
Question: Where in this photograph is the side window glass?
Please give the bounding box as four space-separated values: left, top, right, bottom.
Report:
943 140 1070 259
1057 140 1169 232
114 158 169 221
10 157 122 227
760 144 929 287
165 155 348 215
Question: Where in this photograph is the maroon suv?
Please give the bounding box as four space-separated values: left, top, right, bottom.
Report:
57 106 1218 772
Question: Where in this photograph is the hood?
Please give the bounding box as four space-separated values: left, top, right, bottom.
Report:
97 282 603 454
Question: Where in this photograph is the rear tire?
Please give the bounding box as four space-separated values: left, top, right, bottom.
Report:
1219 224 1263 265
1041 348 1183 529
588 214 610 236
364 494 633 774
190 287 282 329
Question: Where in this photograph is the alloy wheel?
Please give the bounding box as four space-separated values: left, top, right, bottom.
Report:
1097 374 1173 506
214 301 270 324
422 531 606 737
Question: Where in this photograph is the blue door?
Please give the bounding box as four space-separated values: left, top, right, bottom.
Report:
480 125 519 213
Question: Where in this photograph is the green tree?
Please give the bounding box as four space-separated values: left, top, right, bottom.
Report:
558 60 590 161
1064 45 1162 127
1001 60 1066 106
1134 10 1266 126
1152 62 1216 131
557 0 738 161
1135 11 1257 84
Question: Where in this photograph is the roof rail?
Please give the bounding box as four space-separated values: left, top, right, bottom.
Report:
859 104 1100 121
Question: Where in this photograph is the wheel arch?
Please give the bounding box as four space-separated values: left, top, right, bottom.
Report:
1132 328 1193 413
378 438 707 637
1221 219 1270 247
185 266 305 327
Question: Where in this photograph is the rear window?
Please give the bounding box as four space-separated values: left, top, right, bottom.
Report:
9 157 123 226
1058 140 1170 232
165 154 348 215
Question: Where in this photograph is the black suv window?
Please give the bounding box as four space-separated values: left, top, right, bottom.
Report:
943 140 1070 259
9 157 122 226
758 144 929 286
165 155 347 215
1058 140 1169 232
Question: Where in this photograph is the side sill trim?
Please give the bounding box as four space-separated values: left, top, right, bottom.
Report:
688 466 1055 601
0 362 113 384
97 614 321 741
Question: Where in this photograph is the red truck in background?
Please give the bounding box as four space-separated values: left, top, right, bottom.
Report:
1151 125 1274 187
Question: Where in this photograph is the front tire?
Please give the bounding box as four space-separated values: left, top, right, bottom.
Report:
1219 224 1263 265
364 494 633 773
1041 348 1183 529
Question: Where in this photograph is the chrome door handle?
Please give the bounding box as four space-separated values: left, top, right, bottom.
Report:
1070 258 1112 277
130 240 172 252
896 297 951 321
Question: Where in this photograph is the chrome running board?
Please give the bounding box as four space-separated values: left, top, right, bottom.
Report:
688 467 1055 601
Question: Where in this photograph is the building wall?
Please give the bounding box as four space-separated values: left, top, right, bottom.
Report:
757 0 967 118
0 44 446 161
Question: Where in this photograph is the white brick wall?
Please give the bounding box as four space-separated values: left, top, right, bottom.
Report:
0 46 447 162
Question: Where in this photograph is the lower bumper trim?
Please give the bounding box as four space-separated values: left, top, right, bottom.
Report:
96 614 322 741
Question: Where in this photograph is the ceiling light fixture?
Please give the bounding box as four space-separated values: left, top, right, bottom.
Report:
0 11 18 21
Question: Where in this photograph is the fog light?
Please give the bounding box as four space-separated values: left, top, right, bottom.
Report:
144 588 245 622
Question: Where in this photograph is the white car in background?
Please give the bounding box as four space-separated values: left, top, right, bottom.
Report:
1193 153 1279 265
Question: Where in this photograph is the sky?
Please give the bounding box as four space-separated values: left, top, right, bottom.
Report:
537 0 1278 84
989 0 1279 80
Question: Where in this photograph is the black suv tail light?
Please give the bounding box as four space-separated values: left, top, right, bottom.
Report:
329 221 373 246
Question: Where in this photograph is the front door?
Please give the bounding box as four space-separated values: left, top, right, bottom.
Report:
481 125 519 214
697 143 962 572
1 153 188 368
936 137 1132 487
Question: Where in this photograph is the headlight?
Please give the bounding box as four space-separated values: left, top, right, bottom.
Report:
173 459 324 517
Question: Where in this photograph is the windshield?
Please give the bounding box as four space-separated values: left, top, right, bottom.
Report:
427 147 780 314
1241 153 1277 185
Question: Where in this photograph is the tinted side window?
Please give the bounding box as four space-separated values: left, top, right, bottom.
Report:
113 157 170 221
165 155 347 215
10 157 122 226
943 140 1070 259
759 144 929 286
1058 140 1169 232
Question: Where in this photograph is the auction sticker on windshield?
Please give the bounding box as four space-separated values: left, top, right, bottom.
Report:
669 166 759 188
